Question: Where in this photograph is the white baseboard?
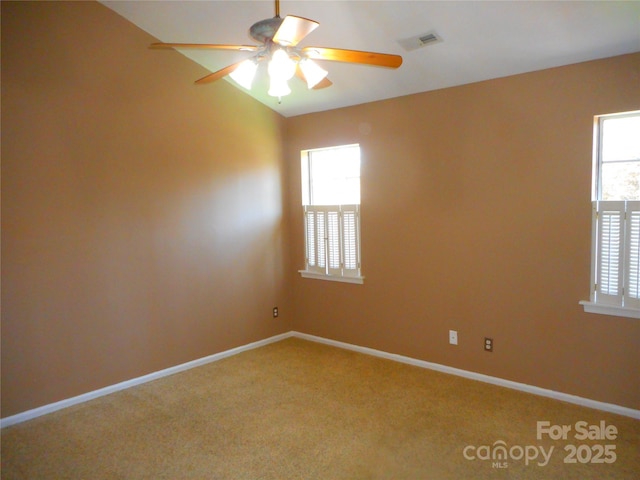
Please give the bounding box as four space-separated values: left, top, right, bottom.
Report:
3 330 638 427
0 332 293 428
290 331 640 420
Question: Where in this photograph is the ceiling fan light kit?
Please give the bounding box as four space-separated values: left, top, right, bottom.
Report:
228 59 258 90
268 75 292 99
299 58 328 89
268 48 297 81
150 0 402 101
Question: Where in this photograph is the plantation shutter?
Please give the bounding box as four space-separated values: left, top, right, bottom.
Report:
304 208 322 274
304 206 330 275
316 210 326 270
594 201 624 306
624 202 640 309
593 201 640 308
326 210 342 276
303 205 361 277
341 205 361 277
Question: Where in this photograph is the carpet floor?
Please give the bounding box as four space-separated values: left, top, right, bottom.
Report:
1 337 639 479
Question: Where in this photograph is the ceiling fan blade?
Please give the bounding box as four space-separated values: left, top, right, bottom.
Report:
272 15 319 47
302 47 403 68
295 66 333 89
295 65 333 90
312 76 332 89
150 42 258 52
194 61 245 85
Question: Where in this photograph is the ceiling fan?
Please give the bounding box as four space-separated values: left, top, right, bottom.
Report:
150 0 403 100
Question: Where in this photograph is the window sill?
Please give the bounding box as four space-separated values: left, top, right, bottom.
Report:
579 301 640 319
298 270 364 285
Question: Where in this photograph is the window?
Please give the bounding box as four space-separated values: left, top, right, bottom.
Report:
581 111 640 318
299 144 363 284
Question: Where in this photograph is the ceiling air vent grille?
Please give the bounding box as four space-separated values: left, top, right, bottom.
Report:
398 31 442 52
419 33 439 45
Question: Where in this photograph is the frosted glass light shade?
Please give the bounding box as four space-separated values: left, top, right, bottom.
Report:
268 49 296 81
268 76 291 98
229 59 258 90
299 59 328 89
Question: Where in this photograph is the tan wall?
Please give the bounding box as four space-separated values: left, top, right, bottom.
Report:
1 1 291 417
2 0 639 418
285 53 640 409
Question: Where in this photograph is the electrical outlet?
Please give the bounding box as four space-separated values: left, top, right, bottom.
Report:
273 307 278 318
484 337 493 352
449 330 458 345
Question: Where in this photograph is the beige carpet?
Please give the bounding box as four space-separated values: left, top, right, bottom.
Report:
1 337 639 479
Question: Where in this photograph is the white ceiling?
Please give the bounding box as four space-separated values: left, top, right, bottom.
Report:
102 1 640 118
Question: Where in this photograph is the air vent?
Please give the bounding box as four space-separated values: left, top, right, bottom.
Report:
418 33 438 45
398 31 442 52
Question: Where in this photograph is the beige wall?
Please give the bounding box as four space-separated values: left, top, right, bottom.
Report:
1 1 291 417
285 53 640 409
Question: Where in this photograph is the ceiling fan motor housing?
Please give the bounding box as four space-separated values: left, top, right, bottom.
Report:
249 17 284 44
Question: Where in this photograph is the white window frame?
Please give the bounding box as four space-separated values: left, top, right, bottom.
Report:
299 145 364 284
580 111 640 319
